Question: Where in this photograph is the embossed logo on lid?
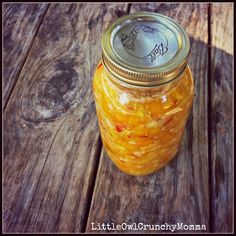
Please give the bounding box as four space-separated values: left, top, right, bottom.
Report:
113 21 179 67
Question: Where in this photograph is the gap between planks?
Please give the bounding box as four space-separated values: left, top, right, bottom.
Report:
207 3 213 232
81 3 132 232
81 137 102 233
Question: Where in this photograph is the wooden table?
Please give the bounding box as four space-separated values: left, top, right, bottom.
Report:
3 3 233 233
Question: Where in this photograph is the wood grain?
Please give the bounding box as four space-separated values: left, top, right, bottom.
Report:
3 3 49 108
210 3 233 232
86 3 210 233
3 3 128 233
3 3 233 233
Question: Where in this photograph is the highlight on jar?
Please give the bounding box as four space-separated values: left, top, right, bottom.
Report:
92 12 194 176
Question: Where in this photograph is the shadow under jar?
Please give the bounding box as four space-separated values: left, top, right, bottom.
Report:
93 12 194 176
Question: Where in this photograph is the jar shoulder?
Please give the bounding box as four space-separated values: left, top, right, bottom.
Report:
93 63 194 112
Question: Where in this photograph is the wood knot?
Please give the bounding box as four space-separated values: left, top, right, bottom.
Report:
21 58 83 123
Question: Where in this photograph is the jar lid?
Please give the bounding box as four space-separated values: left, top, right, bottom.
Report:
102 12 190 86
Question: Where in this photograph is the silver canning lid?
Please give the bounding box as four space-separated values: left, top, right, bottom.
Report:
102 12 190 86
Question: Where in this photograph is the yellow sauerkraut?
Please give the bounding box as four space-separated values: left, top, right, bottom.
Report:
93 62 194 175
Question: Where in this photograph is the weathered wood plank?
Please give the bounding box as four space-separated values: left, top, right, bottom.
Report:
210 3 233 232
86 3 210 233
3 3 49 108
3 3 128 233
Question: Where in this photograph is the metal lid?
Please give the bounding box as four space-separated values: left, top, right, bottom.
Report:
102 12 190 86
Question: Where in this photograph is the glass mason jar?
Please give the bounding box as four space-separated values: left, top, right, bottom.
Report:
93 12 194 176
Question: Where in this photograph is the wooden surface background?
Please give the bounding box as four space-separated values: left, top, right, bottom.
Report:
3 3 233 233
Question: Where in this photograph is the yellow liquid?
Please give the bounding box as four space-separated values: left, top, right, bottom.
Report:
93 62 194 175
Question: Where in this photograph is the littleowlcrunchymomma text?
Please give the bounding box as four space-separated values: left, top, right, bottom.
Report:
91 222 207 232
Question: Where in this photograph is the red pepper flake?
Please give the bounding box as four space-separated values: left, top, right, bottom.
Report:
164 117 173 126
115 124 125 132
127 105 134 110
97 63 103 70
